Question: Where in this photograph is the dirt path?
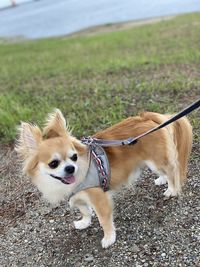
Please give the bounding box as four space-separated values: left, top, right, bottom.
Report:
1 140 199 266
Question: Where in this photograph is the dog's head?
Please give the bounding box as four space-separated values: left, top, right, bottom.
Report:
16 109 87 204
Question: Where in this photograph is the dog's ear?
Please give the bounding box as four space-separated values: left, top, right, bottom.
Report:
43 109 69 139
71 137 87 155
15 122 42 159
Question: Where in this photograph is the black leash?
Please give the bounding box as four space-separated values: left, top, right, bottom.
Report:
82 99 200 147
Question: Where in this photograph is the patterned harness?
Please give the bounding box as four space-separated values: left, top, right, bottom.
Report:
68 144 110 200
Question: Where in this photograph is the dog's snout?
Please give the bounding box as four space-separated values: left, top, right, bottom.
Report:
65 165 75 174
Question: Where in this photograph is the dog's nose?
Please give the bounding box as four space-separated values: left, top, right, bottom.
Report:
65 165 75 175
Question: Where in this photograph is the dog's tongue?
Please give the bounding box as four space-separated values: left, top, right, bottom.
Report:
62 175 75 185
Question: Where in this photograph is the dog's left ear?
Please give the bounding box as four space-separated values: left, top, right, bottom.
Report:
43 109 69 138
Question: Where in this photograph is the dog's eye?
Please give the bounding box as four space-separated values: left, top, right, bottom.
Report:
70 154 78 161
48 160 60 169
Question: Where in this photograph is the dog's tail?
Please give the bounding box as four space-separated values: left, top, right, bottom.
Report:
141 111 193 186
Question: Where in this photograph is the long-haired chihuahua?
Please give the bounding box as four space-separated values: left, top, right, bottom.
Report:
16 109 192 248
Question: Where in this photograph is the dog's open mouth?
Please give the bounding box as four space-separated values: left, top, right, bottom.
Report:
61 175 75 184
50 174 75 185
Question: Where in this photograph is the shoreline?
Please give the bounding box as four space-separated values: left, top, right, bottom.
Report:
68 15 175 38
0 14 176 43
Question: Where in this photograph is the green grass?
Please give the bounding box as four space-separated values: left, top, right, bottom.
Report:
0 12 200 143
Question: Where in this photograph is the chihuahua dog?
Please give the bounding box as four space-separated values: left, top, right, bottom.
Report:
16 109 192 248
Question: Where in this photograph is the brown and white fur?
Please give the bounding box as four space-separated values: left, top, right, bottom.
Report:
15 109 193 248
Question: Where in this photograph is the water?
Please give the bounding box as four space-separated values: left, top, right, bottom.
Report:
0 0 31 8
0 0 200 39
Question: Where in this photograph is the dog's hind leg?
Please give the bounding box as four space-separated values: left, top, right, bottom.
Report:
155 175 167 186
145 160 168 186
146 160 180 197
163 163 181 197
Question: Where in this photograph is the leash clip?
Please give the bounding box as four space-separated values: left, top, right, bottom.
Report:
81 136 95 146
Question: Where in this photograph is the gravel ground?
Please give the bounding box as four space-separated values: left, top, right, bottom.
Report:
1 142 200 267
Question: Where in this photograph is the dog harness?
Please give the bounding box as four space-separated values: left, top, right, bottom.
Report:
68 144 110 200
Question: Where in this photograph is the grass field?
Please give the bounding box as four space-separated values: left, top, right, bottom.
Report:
0 12 199 143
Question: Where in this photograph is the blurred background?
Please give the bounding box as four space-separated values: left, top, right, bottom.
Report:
0 0 200 39
0 0 200 142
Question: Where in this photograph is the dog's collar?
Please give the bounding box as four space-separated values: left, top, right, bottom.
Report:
68 145 110 200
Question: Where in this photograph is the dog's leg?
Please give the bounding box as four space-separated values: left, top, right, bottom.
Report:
128 167 142 184
69 193 92 230
163 164 181 197
146 160 180 196
73 204 92 230
86 188 116 248
146 161 168 186
155 175 167 185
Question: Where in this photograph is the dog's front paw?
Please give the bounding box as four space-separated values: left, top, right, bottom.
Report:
101 231 116 248
74 218 91 230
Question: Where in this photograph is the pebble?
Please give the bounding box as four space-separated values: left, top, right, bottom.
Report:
131 244 140 253
84 254 94 262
